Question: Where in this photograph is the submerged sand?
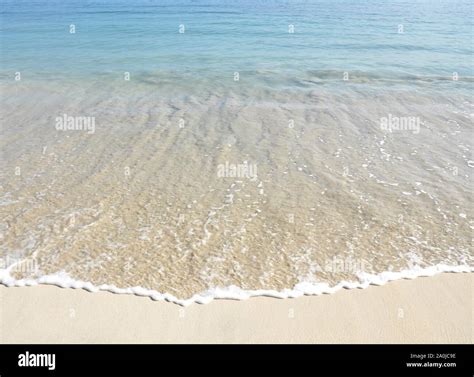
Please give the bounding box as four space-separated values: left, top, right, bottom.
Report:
1 79 473 299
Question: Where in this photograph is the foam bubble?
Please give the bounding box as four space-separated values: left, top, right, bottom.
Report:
1 264 472 306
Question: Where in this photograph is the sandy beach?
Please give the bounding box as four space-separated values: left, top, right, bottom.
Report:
1 272 472 344
1 1 473 354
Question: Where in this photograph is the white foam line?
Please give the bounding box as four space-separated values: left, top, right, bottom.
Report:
0 264 472 306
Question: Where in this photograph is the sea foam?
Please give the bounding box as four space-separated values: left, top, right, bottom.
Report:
1 264 472 306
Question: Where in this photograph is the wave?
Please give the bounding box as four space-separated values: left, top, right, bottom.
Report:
1 264 472 306
2 69 473 87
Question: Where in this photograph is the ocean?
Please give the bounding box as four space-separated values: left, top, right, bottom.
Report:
0 0 473 304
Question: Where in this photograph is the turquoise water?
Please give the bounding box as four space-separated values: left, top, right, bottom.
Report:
1 0 473 86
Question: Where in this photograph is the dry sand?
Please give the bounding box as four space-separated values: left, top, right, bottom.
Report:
0 272 472 344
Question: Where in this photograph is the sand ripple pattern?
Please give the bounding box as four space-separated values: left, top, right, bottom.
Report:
1 81 472 299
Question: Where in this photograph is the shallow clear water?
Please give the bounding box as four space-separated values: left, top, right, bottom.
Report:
0 0 473 303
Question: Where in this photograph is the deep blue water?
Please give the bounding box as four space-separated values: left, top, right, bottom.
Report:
1 0 473 85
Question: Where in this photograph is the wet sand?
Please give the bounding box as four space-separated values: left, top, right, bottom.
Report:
1 272 472 343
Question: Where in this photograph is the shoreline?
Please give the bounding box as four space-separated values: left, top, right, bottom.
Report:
1 272 472 344
1 264 472 306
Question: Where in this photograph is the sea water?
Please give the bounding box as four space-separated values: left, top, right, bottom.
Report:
0 0 473 304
